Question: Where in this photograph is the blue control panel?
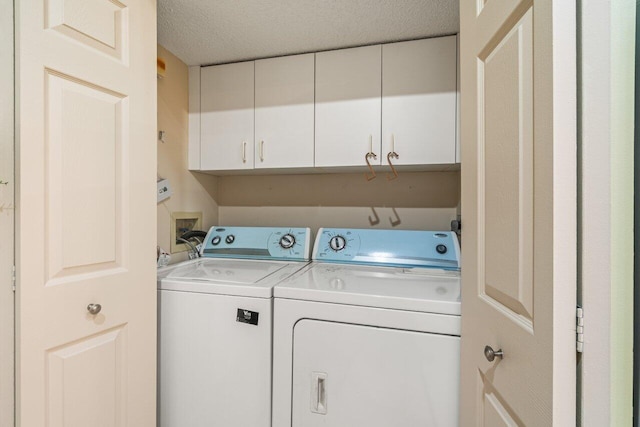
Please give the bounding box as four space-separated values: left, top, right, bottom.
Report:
313 228 460 270
201 226 311 261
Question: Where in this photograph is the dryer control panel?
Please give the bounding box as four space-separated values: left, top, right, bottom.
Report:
202 226 312 261
313 228 460 270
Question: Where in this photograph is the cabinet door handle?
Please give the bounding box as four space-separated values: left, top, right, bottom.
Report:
260 140 264 162
242 141 247 163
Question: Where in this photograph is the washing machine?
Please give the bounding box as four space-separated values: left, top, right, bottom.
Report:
272 228 461 427
158 226 311 427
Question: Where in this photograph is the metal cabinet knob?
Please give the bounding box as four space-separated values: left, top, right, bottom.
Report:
87 303 102 315
484 345 504 362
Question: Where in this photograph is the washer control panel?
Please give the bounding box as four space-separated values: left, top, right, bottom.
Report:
313 228 460 270
202 227 312 261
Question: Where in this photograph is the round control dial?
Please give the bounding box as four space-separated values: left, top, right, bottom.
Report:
329 235 347 252
279 234 296 249
225 235 235 244
436 244 448 254
211 236 221 246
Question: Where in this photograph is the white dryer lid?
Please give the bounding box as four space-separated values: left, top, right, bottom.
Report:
159 258 309 298
275 263 461 315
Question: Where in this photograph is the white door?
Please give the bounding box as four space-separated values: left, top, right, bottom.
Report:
460 1 576 425
315 45 381 168
201 61 255 170
292 320 460 426
255 54 315 169
382 37 457 166
15 0 157 425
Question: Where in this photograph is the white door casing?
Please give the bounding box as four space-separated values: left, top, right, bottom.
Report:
0 1 15 426
460 1 576 425
15 0 157 425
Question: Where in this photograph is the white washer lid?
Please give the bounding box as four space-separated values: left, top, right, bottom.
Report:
275 263 461 315
159 258 310 298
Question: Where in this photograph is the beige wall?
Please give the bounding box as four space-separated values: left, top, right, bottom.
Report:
0 2 13 426
157 45 219 263
217 172 459 233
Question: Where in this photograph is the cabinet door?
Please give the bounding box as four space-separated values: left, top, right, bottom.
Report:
255 54 315 169
201 62 254 170
292 319 460 426
382 36 457 166
315 45 382 167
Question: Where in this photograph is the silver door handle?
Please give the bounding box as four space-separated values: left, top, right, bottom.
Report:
87 303 102 315
311 372 327 414
484 345 503 362
260 140 264 162
242 141 247 163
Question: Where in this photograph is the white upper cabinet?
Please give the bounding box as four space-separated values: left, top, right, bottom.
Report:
255 54 315 169
191 36 458 173
200 61 255 170
382 36 457 166
315 45 382 168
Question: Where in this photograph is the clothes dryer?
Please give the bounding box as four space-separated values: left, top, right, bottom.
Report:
272 228 461 427
158 226 311 427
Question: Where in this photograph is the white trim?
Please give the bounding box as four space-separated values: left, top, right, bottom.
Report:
578 1 636 425
188 65 201 170
0 1 14 426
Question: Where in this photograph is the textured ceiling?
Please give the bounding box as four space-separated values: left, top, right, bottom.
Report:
158 0 459 66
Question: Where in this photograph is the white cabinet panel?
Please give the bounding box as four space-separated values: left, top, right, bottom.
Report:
201 61 254 170
255 54 315 169
382 36 457 166
315 45 382 168
292 319 460 426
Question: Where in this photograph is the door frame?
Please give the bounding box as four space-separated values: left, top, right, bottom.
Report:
0 0 14 426
578 1 636 425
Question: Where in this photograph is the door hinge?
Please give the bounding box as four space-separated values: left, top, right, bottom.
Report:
11 265 16 292
576 306 584 353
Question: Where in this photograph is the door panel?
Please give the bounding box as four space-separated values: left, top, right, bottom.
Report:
45 0 128 61
16 0 157 425
481 9 533 323
292 319 459 426
46 71 127 281
47 326 127 427
460 0 576 425
483 391 519 427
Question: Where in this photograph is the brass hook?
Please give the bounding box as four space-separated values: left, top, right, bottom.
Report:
365 152 377 181
386 151 399 180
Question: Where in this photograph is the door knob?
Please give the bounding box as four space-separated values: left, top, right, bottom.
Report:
87 303 102 315
484 345 503 362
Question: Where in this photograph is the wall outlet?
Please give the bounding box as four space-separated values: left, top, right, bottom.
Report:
157 179 172 203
